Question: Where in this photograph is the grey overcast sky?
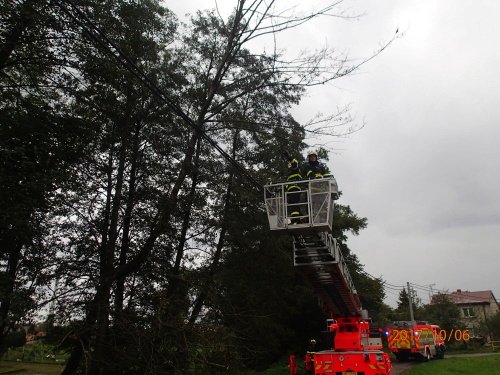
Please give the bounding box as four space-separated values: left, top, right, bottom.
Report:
167 1 500 307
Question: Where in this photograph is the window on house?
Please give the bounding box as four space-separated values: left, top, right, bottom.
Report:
462 307 475 318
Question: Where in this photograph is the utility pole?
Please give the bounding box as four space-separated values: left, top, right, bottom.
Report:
428 283 436 302
407 282 414 321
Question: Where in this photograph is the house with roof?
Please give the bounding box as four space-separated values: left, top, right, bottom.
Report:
439 289 499 339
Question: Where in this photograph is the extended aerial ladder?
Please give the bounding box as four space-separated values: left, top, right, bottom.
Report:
264 176 392 375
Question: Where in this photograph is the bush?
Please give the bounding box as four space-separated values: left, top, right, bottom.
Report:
0 330 26 353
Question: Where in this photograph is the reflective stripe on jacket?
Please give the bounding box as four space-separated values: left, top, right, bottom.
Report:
303 161 326 179
287 170 302 191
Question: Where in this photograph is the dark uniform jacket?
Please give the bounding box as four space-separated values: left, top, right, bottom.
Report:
303 160 326 179
286 159 302 191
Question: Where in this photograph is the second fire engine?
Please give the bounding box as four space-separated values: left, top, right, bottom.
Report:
386 321 445 361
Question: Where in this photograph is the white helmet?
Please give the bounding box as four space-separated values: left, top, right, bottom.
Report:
307 150 318 161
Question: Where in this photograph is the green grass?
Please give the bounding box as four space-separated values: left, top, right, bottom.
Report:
446 346 496 355
0 362 19 374
0 361 64 375
402 355 500 375
238 355 500 375
236 361 292 375
2 343 68 364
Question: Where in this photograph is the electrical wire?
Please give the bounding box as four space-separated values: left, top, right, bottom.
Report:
361 270 405 289
360 272 495 303
361 272 493 304
54 0 264 194
383 284 404 292
53 2 499 306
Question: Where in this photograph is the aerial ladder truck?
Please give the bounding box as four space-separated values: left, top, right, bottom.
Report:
264 176 392 375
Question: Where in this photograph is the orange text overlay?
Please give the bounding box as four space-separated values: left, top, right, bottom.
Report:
390 329 471 342
438 329 470 342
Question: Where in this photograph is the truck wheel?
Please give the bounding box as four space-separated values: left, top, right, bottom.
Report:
438 345 445 359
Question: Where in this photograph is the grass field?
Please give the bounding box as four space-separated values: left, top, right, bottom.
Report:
239 354 500 375
3 355 499 375
0 361 63 375
402 355 500 375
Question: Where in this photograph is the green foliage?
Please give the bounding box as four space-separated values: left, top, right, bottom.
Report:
375 303 396 328
331 204 367 241
422 294 462 334
213 235 325 370
391 288 424 321
0 0 95 349
482 311 500 340
2 341 68 363
0 0 386 373
330 205 385 315
0 330 25 353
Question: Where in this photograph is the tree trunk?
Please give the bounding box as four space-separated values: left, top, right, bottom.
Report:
90 115 130 373
0 241 23 352
60 293 100 375
164 136 202 301
113 129 199 280
188 131 238 325
61 127 199 374
59 4 249 369
114 123 141 321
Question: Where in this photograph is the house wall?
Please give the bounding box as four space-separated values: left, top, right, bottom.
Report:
458 301 499 339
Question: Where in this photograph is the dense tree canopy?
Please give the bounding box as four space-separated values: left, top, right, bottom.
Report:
482 311 500 341
0 1 393 373
422 294 461 332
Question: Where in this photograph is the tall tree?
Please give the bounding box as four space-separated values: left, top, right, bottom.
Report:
393 288 424 321
1 0 396 373
422 294 461 334
0 0 93 351
54 1 380 372
482 311 500 341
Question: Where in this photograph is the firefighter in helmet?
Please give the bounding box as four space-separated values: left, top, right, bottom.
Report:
303 151 329 225
305 338 317 374
303 151 326 179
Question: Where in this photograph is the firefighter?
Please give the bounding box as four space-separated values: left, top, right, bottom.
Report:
286 157 303 224
303 152 330 225
303 151 326 179
305 339 317 375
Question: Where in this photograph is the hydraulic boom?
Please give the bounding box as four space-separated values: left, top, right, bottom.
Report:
264 176 392 375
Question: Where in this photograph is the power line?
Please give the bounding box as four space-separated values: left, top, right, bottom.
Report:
409 282 435 291
361 272 495 304
361 271 405 289
382 284 403 292
409 284 432 292
358 269 496 311
54 0 264 194
384 289 402 298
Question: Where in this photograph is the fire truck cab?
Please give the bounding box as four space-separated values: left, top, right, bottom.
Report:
386 321 445 361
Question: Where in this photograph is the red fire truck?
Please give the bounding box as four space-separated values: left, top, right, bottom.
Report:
265 177 392 375
386 321 445 361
